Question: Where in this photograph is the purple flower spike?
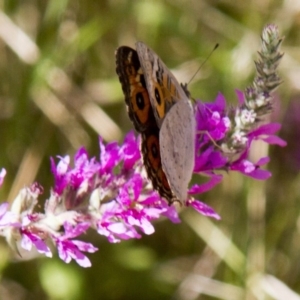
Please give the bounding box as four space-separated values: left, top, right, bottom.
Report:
191 78 285 198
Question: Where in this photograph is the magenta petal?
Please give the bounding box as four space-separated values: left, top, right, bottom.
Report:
231 159 253 172
131 175 143 200
231 159 272 180
21 232 52 257
121 131 141 170
33 239 52 257
63 222 90 238
235 89 245 105
0 202 9 218
107 222 140 239
250 122 281 136
108 222 128 234
144 207 166 219
194 148 227 172
246 168 271 180
57 242 71 263
0 168 6 187
21 234 32 251
56 239 94 267
256 157 270 166
186 199 220 220
162 205 181 224
214 92 226 110
118 174 144 204
100 139 120 171
139 218 155 235
189 174 223 195
74 147 89 162
72 240 98 253
56 156 70 175
140 194 161 206
262 136 287 146
51 156 70 195
74 255 92 268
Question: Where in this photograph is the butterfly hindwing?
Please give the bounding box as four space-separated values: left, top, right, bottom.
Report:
160 100 195 201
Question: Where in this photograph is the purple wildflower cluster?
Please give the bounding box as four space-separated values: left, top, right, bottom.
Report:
0 24 285 267
0 133 184 267
191 92 286 189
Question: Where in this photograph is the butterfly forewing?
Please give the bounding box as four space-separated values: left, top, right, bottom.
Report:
136 42 188 128
116 46 152 132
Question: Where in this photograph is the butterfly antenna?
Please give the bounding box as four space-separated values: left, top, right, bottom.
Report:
187 43 219 86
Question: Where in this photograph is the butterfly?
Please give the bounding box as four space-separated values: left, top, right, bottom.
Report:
116 42 195 204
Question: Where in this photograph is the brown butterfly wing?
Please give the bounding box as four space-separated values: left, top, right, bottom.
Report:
136 41 189 128
116 46 152 132
141 125 175 203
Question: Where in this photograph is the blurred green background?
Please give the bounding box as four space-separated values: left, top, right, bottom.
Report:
0 0 299 299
